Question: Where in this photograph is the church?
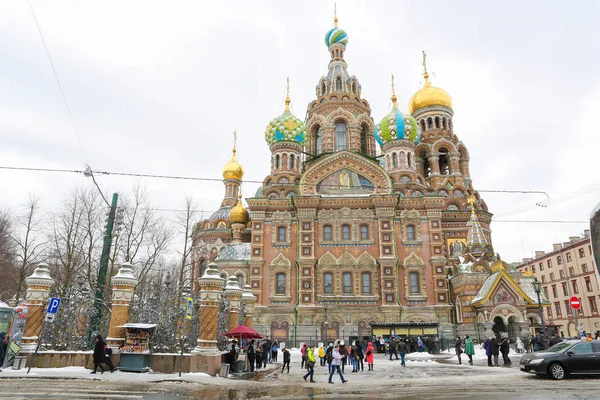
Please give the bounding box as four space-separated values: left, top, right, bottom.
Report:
191 14 548 345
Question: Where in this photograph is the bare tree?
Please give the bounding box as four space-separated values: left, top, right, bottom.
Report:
10 195 46 302
175 196 199 300
0 209 18 300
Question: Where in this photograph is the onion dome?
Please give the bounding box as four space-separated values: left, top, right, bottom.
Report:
264 80 306 145
408 52 452 114
229 195 249 225
325 13 348 47
374 76 421 146
222 132 244 180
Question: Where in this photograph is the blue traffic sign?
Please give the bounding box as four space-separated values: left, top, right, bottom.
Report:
47 297 61 314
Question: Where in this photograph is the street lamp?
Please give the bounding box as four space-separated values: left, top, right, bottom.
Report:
323 304 328 342
532 277 547 336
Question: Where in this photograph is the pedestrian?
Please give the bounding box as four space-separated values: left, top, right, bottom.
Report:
318 344 326 366
262 340 270 368
490 337 499 366
388 337 399 360
228 340 238 372
398 339 408 367
464 335 475 365
349 343 357 372
549 333 562 347
355 341 364 372
271 340 279 363
300 343 308 369
417 336 424 352
483 338 492 367
326 343 334 373
0 332 6 372
516 337 524 353
247 340 256 372
500 335 511 366
455 337 463 365
255 342 263 370
303 344 316 383
379 336 385 353
91 334 114 374
328 344 348 384
365 341 375 371
281 347 291 373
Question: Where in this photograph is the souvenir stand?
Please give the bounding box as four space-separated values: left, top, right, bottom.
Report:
118 323 156 372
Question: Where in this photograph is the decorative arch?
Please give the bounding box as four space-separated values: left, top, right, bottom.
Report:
403 252 427 300
319 251 337 267
357 252 376 267
526 312 541 324
338 251 357 267
488 304 525 323
324 106 357 125
269 253 292 302
432 138 457 153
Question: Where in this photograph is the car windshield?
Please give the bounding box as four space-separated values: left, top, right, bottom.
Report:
545 342 572 353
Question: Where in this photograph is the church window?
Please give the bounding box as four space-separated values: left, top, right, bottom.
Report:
407 152 412 168
343 272 352 294
427 117 433 130
392 153 398 168
406 225 416 240
289 154 295 170
360 125 368 154
336 77 342 93
315 126 323 155
275 154 280 170
336 122 347 151
360 224 369 240
277 226 286 242
276 273 286 294
324 273 333 294
362 272 371 294
442 117 447 130
342 224 351 240
420 119 426 132
438 148 450 175
323 225 333 241
435 116 440 129
237 274 244 288
321 82 326 95
409 272 420 294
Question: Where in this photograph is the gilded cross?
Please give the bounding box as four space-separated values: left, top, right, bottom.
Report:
422 50 428 75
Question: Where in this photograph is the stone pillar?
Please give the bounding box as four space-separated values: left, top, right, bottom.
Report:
224 276 243 332
482 321 495 339
193 262 225 355
241 285 257 328
231 222 245 244
106 262 138 351
428 153 441 176
517 321 532 341
21 263 55 353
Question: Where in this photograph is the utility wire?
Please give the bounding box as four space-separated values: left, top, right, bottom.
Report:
27 0 87 162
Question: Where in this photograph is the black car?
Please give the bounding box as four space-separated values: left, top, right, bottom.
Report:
520 340 600 380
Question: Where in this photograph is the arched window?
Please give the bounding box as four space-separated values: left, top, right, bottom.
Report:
362 272 371 294
442 117 447 130
336 77 342 93
438 147 450 175
343 272 352 294
427 117 433 130
420 119 426 132
407 152 412 168
335 122 347 151
276 273 286 294
392 153 398 168
360 224 369 240
360 125 368 154
237 274 244 288
386 154 390 169
315 127 322 155
323 225 333 241
289 154 295 170
277 226 286 242
321 82 326 95
324 272 333 294
275 154 280 170
342 224 351 240
409 272 420 294
407 225 416 240
352 82 357 94
435 116 440 129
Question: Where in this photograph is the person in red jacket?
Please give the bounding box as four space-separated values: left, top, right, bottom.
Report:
365 342 375 371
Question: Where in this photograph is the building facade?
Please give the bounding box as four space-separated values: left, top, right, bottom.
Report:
516 232 600 337
191 14 543 345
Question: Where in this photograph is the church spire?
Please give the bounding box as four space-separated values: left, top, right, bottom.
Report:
467 195 488 247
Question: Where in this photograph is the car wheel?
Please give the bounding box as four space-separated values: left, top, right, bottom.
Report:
549 363 566 380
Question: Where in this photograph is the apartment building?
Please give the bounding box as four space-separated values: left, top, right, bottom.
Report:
515 230 599 336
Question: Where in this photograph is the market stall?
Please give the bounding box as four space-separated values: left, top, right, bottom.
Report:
118 323 156 372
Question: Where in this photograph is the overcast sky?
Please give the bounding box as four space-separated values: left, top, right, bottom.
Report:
1 0 599 263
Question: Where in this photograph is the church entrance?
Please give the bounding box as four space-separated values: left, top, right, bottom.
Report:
492 316 506 338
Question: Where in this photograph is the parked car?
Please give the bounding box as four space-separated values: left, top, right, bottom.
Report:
520 340 600 380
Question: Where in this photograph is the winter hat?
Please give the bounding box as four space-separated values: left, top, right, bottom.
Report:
340 340 345 345
328 343 333 347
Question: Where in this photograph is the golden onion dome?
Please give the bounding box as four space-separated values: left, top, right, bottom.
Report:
229 195 249 224
222 148 244 180
408 72 452 114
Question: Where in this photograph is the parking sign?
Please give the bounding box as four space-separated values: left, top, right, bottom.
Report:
47 298 61 314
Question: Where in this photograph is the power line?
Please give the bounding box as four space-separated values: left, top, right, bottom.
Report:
493 220 588 224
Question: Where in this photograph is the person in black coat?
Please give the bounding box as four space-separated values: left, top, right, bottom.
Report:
246 340 256 372
455 337 463 365
281 347 291 373
354 341 364 372
91 334 114 374
490 337 500 366
500 336 511 366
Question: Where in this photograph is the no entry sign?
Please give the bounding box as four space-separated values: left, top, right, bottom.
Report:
569 296 581 310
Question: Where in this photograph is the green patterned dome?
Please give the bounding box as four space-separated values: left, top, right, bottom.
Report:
264 101 306 146
374 105 421 146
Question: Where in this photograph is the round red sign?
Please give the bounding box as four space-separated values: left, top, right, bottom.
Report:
569 296 581 310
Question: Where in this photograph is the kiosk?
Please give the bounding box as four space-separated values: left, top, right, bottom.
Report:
118 323 156 372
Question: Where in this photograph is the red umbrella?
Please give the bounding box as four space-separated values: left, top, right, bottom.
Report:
225 325 263 339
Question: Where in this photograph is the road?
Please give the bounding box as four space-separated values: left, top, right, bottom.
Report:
2 355 598 399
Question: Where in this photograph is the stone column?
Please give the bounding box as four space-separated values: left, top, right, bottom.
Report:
106 262 138 351
231 222 245 244
517 321 531 341
193 262 225 355
482 321 495 339
241 285 257 328
21 263 55 353
224 276 243 332
428 153 441 176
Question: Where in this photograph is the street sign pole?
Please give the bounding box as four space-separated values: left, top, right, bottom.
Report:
569 296 581 336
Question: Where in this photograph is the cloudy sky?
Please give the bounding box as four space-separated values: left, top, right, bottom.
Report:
1 0 599 263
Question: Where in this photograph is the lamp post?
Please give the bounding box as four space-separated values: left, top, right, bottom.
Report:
324 304 328 342
532 277 547 336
